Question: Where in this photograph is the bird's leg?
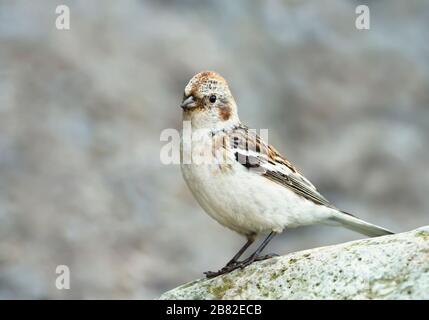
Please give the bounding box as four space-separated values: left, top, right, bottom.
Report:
239 231 278 268
204 235 255 278
225 236 255 267
204 233 279 278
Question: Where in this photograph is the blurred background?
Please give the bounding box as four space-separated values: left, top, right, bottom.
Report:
0 0 428 299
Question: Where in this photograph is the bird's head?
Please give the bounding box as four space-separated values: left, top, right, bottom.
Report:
181 71 239 130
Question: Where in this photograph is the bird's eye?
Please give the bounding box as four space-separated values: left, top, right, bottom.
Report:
209 95 217 103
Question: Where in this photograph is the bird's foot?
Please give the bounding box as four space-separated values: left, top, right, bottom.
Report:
239 253 279 269
204 263 241 278
204 253 279 278
255 253 279 261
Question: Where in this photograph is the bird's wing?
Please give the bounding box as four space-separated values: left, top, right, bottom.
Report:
227 124 333 208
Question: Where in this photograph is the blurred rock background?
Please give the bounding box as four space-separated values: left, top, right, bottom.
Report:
0 0 428 299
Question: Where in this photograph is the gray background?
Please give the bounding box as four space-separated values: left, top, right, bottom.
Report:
0 0 428 299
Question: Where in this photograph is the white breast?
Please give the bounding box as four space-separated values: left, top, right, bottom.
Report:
180 133 334 236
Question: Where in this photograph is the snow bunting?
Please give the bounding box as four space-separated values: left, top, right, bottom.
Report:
180 71 393 278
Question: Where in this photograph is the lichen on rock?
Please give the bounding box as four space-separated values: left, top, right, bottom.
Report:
160 227 429 300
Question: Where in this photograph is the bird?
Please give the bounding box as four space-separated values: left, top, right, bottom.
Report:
179 71 394 278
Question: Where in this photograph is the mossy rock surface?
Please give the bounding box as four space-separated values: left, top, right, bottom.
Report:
160 227 429 300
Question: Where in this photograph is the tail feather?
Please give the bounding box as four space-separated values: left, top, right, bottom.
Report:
331 211 394 237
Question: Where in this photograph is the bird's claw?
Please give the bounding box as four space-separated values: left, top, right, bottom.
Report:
255 253 279 261
204 253 278 278
204 264 239 278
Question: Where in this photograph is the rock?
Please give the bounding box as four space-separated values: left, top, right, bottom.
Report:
160 227 429 299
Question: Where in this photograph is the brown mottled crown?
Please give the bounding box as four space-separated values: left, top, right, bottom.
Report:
184 71 230 98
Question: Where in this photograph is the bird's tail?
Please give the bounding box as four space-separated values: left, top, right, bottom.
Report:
331 211 394 237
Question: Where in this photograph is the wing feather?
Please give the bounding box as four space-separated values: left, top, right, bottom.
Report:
226 124 333 208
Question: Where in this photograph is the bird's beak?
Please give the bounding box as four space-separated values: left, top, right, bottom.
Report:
181 95 196 110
